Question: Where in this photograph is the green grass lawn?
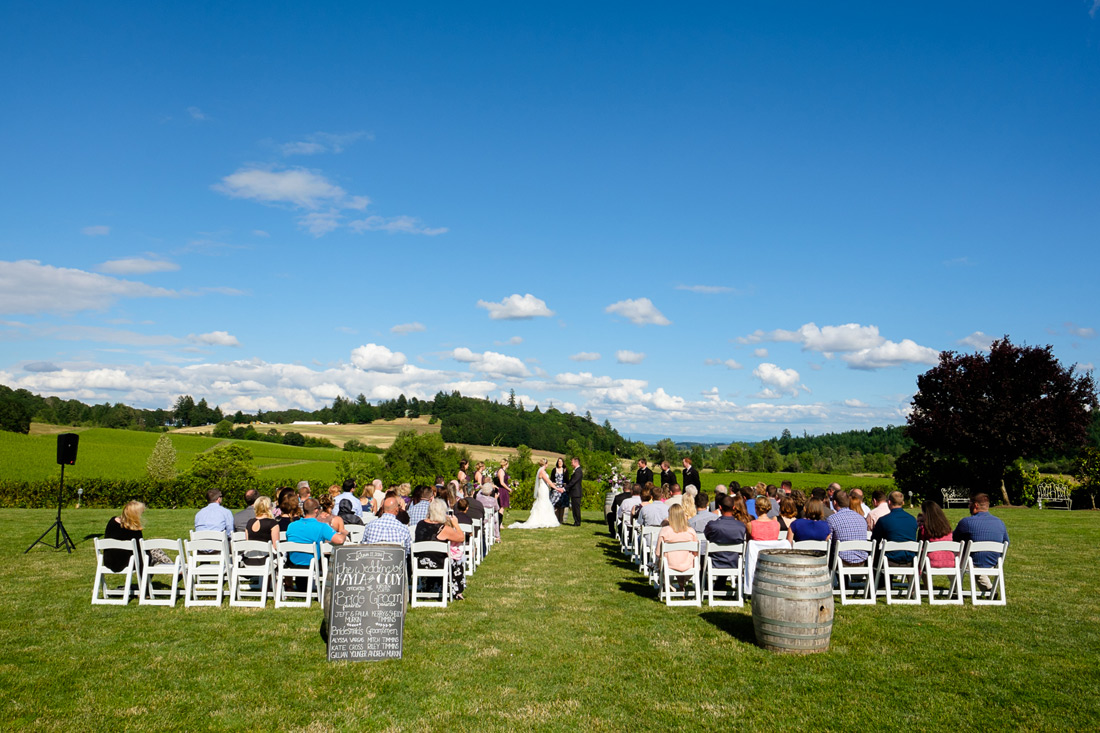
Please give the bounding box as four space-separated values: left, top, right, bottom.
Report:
3 505 1098 731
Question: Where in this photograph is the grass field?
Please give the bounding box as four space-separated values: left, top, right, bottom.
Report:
3 506 1097 731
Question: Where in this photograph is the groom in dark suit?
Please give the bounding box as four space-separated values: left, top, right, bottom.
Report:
564 457 584 526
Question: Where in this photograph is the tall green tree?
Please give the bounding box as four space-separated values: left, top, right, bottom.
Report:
145 433 178 481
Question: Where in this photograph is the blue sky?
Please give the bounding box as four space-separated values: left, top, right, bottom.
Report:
2 2 1098 440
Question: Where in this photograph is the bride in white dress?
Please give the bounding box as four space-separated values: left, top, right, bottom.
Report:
507 458 560 529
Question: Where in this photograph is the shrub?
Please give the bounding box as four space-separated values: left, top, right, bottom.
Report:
145 433 177 481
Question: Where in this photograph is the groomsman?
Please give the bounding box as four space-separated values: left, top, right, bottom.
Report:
681 457 700 491
636 459 653 487
659 461 676 489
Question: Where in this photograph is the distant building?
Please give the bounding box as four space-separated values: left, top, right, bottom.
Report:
291 421 323 425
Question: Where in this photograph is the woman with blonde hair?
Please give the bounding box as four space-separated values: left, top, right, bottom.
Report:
103 500 146 571
473 462 485 487
245 495 280 575
749 496 781 540
655 503 698 574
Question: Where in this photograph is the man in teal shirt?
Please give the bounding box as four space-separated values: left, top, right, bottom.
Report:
286 498 346 568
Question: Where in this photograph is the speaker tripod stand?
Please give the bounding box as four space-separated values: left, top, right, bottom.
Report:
26 462 76 554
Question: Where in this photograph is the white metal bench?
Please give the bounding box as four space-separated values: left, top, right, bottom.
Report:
1036 481 1072 510
940 487 970 508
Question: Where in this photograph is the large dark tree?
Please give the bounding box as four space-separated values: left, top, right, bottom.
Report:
902 337 1097 504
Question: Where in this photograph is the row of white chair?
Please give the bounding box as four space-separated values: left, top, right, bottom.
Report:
92 509 503 609
614 514 1007 607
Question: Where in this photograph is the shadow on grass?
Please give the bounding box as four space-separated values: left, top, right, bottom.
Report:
699 610 756 644
599 543 638 571
617 578 658 599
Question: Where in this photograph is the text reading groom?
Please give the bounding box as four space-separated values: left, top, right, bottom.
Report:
563 456 584 527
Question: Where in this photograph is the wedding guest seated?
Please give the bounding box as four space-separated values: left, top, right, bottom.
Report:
363 496 412 559
454 498 472 527
748 497 781 540
826 490 869 565
689 491 717 533
334 479 363 521
461 492 484 528
408 485 433 526
246 496 280 552
655 504 698 578
273 487 295 519
704 494 748 574
638 489 670 527
414 498 466 600
666 484 684 506
811 487 835 519
317 495 347 535
740 487 758 519
296 481 311 507
710 484 728 512
918 500 955 567
777 497 799 534
618 484 643 523
791 489 807 518
277 491 301 532
233 489 259 534
952 493 1008 590
609 483 635 533
790 499 832 542
195 488 233 535
780 480 793 498
681 493 697 527
285 498 346 590
765 485 780 518
397 483 413 508
871 491 918 565
866 490 890 530
103 500 146 572
358 484 375 513
848 488 870 522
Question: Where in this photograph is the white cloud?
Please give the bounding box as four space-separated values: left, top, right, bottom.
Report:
97 257 180 275
843 339 940 370
299 211 343 236
348 215 448 236
476 293 554 320
391 322 426 335
495 336 523 346
451 347 530 378
753 362 803 397
704 358 742 370
0 260 176 314
843 398 869 408
676 284 731 294
188 331 240 347
23 361 61 372
82 225 110 236
187 106 207 120
740 322 938 370
570 352 601 362
754 348 768 358
605 297 671 326
958 331 994 351
214 166 363 210
1065 322 1097 339
1077 362 1095 372
351 343 407 373
616 350 645 364
279 131 368 156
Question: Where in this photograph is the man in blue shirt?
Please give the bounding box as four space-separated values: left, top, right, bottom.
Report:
871 491 918 564
953 493 1009 590
285 499 346 592
827 490 870 564
194 488 234 535
704 494 748 570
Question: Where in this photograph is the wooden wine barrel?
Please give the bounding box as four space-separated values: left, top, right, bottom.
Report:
604 490 618 516
751 549 834 654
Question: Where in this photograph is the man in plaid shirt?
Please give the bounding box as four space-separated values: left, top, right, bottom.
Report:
363 496 412 557
827 490 869 564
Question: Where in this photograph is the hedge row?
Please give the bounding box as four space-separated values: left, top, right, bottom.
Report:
0 476 307 510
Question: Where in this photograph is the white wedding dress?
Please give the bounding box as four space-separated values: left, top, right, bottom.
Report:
507 473 561 529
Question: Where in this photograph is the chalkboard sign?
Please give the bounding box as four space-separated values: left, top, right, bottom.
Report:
324 544 407 662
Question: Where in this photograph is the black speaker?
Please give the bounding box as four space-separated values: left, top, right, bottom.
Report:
56 433 79 466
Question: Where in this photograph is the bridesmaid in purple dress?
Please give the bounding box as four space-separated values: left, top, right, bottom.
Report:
494 459 511 509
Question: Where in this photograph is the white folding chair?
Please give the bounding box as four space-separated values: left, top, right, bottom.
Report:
470 519 484 568
458 524 476 575
190 529 231 583
275 542 320 608
704 541 745 607
92 538 139 605
961 541 1008 606
138 538 184 606
184 538 228 606
230 530 246 544
229 540 273 607
832 540 876 605
485 508 498 548
410 541 451 608
638 526 661 581
875 540 922 604
918 540 964 605
791 540 828 552
658 541 701 606
743 540 789 596
345 525 365 544
319 542 334 593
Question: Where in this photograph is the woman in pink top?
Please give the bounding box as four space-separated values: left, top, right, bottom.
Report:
749 496 781 540
918 500 955 567
655 504 698 572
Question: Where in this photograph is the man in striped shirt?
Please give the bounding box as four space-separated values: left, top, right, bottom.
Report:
826 490 869 564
